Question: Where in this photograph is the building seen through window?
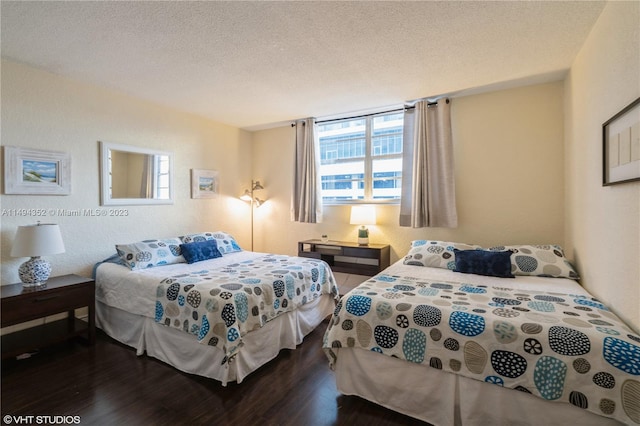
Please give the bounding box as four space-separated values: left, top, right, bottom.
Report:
318 112 403 203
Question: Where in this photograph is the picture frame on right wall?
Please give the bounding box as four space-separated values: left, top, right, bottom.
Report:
602 97 640 186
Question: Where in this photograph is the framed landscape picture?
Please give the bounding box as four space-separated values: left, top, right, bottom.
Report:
191 169 219 199
603 97 640 186
4 146 71 195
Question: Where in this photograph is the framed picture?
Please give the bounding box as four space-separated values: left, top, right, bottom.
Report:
4 146 71 195
191 169 219 199
603 97 640 186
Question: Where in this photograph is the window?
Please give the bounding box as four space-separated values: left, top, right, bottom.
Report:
154 155 171 199
318 112 403 203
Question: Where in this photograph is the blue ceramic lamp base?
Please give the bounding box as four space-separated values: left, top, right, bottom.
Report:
18 256 52 287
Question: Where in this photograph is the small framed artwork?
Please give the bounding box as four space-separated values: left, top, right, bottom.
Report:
191 169 219 199
603 97 640 186
4 146 71 195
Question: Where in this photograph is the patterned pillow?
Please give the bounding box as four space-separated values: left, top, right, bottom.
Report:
180 240 222 264
454 249 514 278
116 238 185 270
403 240 482 270
179 231 242 255
488 245 580 279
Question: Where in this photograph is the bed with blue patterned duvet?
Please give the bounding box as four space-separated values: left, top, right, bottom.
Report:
323 241 639 426
95 232 339 385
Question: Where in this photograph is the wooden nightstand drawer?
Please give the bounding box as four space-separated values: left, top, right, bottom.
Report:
1 285 91 327
298 251 322 260
343 247 379 259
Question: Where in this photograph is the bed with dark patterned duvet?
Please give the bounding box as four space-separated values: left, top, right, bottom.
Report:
323 241 639 425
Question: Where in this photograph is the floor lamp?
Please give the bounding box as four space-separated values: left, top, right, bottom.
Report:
240 180 264 251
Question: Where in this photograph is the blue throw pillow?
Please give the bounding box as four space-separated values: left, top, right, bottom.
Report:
454 249 514 278
180 240 222 264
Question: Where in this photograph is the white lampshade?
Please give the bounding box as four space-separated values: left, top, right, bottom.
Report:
350 205 377 226
11 223 65 257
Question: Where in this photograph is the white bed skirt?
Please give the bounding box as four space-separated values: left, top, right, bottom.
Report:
96 294 334 385
333 347 624 426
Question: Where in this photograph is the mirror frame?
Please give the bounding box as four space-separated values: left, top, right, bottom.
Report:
99 141 174 206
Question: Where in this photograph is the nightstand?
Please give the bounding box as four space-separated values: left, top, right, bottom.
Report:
1 274 95 359
298 239 391 276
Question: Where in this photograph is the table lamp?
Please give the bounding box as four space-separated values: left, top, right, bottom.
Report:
11 223 65 287
350 205 376 245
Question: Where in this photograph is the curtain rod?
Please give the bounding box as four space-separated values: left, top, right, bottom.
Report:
315 107 407 124
291 99 448 126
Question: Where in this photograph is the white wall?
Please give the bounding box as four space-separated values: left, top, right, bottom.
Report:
252 82 566 263
564 1 640 332
1 60 253 285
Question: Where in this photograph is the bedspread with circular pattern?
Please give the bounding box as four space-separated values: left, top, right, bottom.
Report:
323 274 640 425
155 254 339 363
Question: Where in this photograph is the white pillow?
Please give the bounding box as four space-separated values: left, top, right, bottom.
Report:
180 231 242 254
116 238 185 270
403 240 481 270
488 244 580 279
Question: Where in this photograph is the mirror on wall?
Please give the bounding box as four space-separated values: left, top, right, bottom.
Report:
99 141 173 206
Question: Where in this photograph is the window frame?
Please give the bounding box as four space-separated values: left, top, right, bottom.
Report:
318 111 403 205
154 154 171 199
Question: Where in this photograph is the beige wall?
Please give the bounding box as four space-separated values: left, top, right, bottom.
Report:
0 60 253 285
564 1 640 332
253 82 566 264
3 1 637 337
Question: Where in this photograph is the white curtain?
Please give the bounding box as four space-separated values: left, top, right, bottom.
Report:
399 98 457 228
291 118 322 223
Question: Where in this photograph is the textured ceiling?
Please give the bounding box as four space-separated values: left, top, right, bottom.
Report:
1 1 606 130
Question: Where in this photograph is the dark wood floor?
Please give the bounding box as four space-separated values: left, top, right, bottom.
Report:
1 319 431 426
